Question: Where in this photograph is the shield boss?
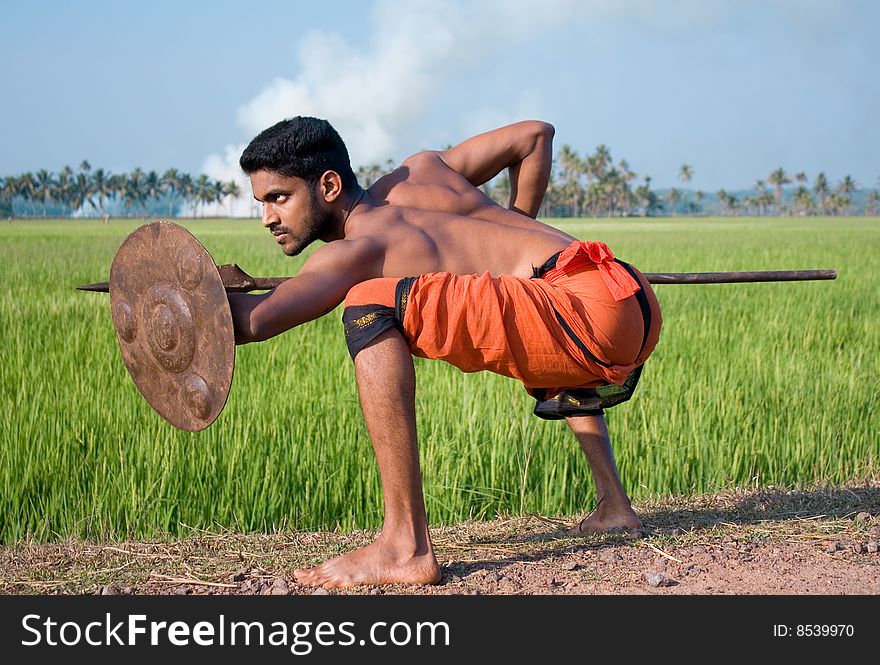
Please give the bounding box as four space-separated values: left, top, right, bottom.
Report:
109 221 234 432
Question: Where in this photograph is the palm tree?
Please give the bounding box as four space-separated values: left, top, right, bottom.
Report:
826 192 850 216
634 176 660 216
109 173 127 215
0 176 18 218
836 176 857 216
767 167 791 213
162 168 182 217
678 164 693 214
143 171 162 214
665 188 681 216
793 186 814 216
556 145 582 216
753 180 768 215
865 190 880 216
592 144 611 177
179 173 194 216
17 172 36 216
601 167 625 216
584 181 603 216
90 168 113 217
223 180 241 218
69 172 93 215
716 189 739 216
35 168 53 216
53 167 75 216
193 174 212 218
211 180 225 216
618 159 636 215
678 164 693 186
813 172 829 214
0 176 16 201
837 175 857 196
75 161 95 216
120 168 147 216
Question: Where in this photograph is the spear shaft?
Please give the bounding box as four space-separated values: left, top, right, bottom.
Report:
76 265 838 293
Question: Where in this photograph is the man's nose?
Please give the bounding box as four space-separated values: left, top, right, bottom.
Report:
261 204 278 228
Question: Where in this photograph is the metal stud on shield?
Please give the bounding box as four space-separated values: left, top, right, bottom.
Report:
108 221 235 432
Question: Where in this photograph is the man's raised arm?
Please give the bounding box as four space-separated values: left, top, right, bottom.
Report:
438 120 554 218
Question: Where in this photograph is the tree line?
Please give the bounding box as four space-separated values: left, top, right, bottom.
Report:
359 145 879 217
712 170 876 217
3 150 878 219
0 162 241 219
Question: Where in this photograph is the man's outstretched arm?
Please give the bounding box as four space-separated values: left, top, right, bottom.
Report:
228 238 382 344
438 120 554 218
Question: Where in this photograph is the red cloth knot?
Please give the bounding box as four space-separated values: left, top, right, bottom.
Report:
554 241 641 301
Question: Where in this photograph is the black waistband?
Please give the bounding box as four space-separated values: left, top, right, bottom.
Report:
532 252 562 278
617 260 652 360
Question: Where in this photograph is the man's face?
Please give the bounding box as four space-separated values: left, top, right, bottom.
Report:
250 170 334 256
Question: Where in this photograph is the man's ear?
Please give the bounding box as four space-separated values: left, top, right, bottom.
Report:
319 170 343 203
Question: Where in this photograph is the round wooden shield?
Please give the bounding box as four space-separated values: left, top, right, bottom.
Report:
109 221 234 432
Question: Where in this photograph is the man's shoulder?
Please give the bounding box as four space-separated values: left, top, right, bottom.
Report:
368 151 456 204
400 149 442 166
398 150 456 180
320 233 385 257
379 150 483 199
305 235 385 274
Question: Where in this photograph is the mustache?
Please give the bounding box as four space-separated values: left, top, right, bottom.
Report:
269 224 291 236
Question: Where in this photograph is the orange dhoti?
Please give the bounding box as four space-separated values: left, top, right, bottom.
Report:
342 240 662 418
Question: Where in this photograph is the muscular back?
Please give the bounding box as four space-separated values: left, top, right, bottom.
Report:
353 151 574 279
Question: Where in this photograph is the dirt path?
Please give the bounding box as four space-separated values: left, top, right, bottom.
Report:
2 483 878 595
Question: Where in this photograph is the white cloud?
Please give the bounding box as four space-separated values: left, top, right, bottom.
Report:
197 0 750 215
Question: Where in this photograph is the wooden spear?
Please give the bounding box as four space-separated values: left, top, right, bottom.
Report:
76 264 838 293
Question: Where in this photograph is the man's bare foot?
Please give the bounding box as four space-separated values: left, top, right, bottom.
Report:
566 507 643 535
294 536 441 589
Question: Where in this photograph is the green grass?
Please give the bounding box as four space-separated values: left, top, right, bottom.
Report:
1 216 877 543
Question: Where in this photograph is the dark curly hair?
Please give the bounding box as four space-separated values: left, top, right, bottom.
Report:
239 116 358 190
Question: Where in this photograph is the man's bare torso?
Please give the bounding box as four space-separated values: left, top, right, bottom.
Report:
349 151 574 279
234 121 573 340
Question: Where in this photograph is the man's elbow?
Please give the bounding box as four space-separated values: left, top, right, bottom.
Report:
527 121 555 142
244 308 278 344
232 314 258 345
519 121 554 155
229 293 265 345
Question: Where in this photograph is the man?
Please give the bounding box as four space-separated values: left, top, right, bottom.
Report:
229 116 662 589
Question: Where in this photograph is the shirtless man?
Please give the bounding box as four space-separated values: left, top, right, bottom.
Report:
229 116 661 588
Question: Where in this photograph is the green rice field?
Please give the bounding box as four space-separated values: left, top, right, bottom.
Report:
1 216 877 544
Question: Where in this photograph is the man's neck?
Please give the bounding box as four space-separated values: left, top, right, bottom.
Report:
339 187 368 236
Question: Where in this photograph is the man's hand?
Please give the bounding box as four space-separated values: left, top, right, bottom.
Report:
438 120 554 218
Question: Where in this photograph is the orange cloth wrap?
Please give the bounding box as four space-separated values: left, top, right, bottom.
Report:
398 241 662 395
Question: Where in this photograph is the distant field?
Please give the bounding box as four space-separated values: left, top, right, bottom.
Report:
1 216 877 543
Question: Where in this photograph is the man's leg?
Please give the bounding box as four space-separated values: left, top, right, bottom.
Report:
294 328 441 588
565 414 642 533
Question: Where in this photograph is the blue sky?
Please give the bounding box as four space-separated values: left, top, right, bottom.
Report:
1 0 877 194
